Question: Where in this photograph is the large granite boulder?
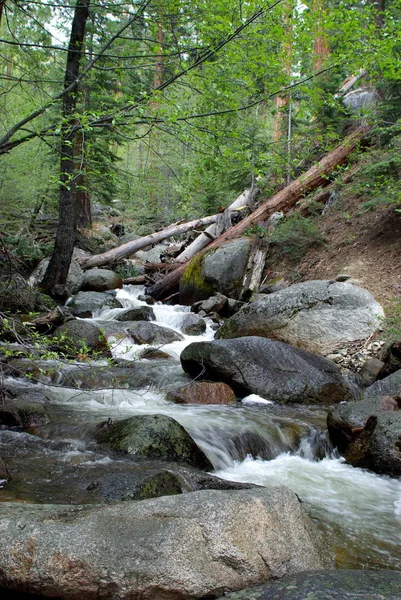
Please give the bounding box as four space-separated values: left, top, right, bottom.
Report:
181 337 353 404
218 280 384 354
327 395 401 476
94 414 213 471
29 256 84 295
67 291 122 318
81 268 122 292
0 487 332 599
223 569 401 600
180 239 252 305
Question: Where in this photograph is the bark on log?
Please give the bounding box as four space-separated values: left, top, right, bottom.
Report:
174 187 259 263
148 125 371 301
78 214 219 269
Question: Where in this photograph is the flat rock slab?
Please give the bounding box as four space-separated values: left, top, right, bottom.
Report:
222 569 401 599
0 487 332 600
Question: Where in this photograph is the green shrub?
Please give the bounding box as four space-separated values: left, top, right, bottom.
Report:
381 298 401 344
268 215 325 261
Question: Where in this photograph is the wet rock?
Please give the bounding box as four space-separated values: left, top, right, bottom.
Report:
365 369 401 398
93 414 213 471
87 465 257 503
82 268 123 292
180 239 252 304
52 320 111 357
5 359 190 391
218 280 384 355
0 402 50 428
222 569 401 600
116 306 155 322
138 294 156 305
0 487 333 599
126 321 184 345
87 469 184 501
379 341 401 378
181 337 353 404
328 395 401 476
0 457 11 484
167 382 236 405
68 291 122 318
181 313 206 335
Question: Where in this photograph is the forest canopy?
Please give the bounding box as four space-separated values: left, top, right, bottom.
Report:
0 0 400 288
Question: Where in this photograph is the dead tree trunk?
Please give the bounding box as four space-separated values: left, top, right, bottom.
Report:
148 125 371 300
78 214 219 269
175 187 259 263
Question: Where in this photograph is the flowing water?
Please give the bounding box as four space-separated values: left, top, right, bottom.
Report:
2 285 401 570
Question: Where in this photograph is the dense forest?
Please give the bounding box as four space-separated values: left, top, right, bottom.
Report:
1 0 400 288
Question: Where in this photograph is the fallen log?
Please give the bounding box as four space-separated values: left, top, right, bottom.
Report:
78 214 219 270
148 125 371 301
143 262 181 272
175 187 259 263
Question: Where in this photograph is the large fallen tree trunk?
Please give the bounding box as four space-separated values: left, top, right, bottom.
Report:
175 187 259 263
78 214 219 269
148 125 371 300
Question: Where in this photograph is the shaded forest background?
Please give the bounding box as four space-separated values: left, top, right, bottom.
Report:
0 0 400 284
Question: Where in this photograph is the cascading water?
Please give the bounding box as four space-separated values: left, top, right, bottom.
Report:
2 284 401 570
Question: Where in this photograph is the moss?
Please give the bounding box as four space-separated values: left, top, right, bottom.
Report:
179 249 215 305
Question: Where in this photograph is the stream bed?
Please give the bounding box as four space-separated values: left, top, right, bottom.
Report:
1 285 401 571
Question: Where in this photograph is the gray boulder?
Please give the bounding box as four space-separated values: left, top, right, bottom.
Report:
87 465 255 503
365 369 401 398
327 395 401 476
0 487 332 599
223 569 401 600
5 359 190 391
67 291 122 317
29 256 84 295
181 337 353 404
116 306 155 322
52 320 111 357
94 414 213 471
135 242 168 262
218 280 384 354
127 321 184 345
180 239 251 304
82 268 122 292
181 313 206 335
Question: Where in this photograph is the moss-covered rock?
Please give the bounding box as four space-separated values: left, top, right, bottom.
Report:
179 239 252 305
93 414 213 470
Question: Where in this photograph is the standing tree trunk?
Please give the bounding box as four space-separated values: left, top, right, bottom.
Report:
74 131 92 230
41 0 90 296
312 0 330 74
